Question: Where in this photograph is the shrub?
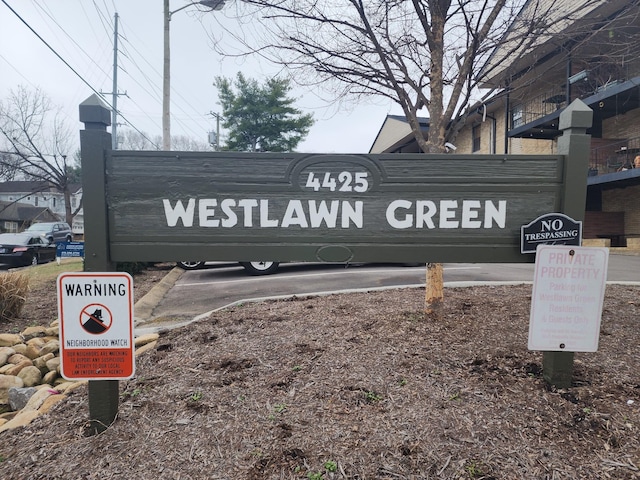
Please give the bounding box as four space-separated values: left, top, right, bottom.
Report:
116 262 149 275
0 272 29 321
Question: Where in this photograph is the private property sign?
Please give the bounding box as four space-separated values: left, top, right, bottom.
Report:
528 246 609 352
57 272 135 380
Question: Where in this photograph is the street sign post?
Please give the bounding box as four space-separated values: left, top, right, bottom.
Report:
58 272 135 381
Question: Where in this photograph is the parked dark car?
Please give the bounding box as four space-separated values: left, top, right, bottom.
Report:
25 222 73 244
0 233 57 267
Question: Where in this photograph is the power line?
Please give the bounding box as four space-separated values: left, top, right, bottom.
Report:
1 0 159 149
33 2 112 85
117 12 216 143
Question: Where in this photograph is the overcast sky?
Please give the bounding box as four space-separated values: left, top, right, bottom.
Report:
1 0 404 155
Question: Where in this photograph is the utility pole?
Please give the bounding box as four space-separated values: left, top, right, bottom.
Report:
101 12 127 150
163 0 227 151
209 111 221 150
112 12 119 150
162 0 171 150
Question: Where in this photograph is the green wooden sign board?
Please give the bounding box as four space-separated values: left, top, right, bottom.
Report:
104 150 576 264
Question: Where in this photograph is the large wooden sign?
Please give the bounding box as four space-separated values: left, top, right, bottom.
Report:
79 97 591 268
99 151 584 264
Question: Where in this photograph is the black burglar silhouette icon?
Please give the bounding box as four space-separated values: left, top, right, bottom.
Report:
82 308 108 334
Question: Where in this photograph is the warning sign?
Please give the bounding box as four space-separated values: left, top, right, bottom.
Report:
57 272 135 380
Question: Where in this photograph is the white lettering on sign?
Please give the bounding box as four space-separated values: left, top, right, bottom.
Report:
305 171 369 192
164 199 364 229
386 200 506 229
163 198 507 230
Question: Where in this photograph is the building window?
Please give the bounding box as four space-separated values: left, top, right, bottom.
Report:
472 125 481 152
511 105 523 128
5 222 18 233
53 198 56 208
35 197 38 206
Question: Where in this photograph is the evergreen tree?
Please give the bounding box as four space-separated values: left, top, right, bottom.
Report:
214 73 314 152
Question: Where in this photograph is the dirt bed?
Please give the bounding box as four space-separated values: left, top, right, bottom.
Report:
0 273 638 479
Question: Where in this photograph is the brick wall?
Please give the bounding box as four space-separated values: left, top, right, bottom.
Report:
602 108 640 139
603 184 640 239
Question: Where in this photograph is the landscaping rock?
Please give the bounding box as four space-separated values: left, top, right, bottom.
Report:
4 360 32 377
38 393 66 414
21 326 47 341
135 333 160 347
23 386 54 411
33 353 55 372
0 375 24 404
0 334 21 347
7 353 31 365
42 371 57 385
8 387 37 411
40 340 59 356
18 366 42 387
45 357 60 373
0 409 40 433
0 347 15 366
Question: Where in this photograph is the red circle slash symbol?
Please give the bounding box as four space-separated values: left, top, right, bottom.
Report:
80 304 113 334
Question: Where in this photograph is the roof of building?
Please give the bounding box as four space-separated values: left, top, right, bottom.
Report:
0 181 82 195
369 115 430 154
479 0 628 87
0 200 59 223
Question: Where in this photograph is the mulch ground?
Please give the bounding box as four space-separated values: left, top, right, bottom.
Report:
0 272 638 479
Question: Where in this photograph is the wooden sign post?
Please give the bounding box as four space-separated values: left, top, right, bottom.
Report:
541 100 593 388
79 95 119 434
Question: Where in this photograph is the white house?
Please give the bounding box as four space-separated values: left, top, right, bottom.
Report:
0 181 84 234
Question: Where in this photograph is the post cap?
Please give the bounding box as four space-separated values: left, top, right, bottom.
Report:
79 94 111 128
559 99 593 131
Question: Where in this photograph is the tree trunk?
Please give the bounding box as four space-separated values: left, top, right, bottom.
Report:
63 187 74 227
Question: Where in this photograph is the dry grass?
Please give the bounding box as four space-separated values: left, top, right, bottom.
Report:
0 272 29 321
18 258 82 288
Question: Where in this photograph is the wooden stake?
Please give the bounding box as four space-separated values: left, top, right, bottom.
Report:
425 262 443 317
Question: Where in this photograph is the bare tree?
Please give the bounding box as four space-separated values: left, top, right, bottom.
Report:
214 1 592 152
171 134 212 152
117 129 159 151
0 86 81 226
117 129 209 151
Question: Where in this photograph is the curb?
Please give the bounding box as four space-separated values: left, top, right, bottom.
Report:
134 267 184 327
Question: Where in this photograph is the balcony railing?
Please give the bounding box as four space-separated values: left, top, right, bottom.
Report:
589 137 640 176
510 62 640 131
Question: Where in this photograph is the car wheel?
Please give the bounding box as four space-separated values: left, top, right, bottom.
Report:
176 261 206 270
46 236 54 244
65 235 72 242
240 261 280 276
30 254 38 266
